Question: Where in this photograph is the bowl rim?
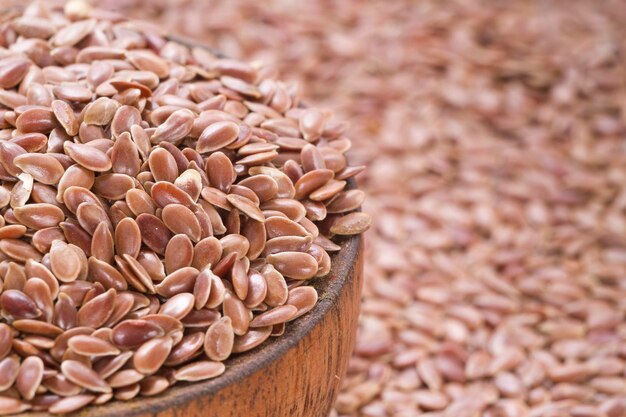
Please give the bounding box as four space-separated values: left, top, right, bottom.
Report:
13 33 363 417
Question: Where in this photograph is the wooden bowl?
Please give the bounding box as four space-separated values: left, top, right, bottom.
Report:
17 35 365 417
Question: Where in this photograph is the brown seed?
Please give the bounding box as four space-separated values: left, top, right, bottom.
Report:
0 57 30 89
112 320 164 350
151 181 196 208
77 289 116 328
155 267 199 298
266 252 318 280
223 293 250 336
16 107 58 134
0 396 29 415
151 109 195 144
203 317 234 362
50 241 82 283
206 152 234 193
16 356 44 400
133 336 173 375
174 361 225 382
68 335 120 357
232 327 272 353
13 153 65 185
164 235 194 274
48 394 95 415
93 173 135 201
111 105 141 138
159 293 195 319
83 97 120 126
330 212 372 235
197 121 240 153
63 141 112 172
149 147 179 183
13 203 64 230
294 169 334 200
61 360 111 393
226 193 265 222
53 83 92 103
286 286 318 319
127 50 170 79
115 217 142 258
136 213 172 254
52 19 96 47
250 305 298 328
161 204 202 242
107 368 145 389
91 223 115 264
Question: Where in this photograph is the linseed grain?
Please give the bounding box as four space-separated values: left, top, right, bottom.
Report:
0 1 369 414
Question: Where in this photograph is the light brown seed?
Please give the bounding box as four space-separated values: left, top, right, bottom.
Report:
151 109 195 144
67 335 120 357
83 97 120 126
48 394 95 415
159 293 195 319
206 152 234 193
330 212 372 235
197 121 240 153
250 305 298 328
164 235 195 274
161 204 202 242
63 141 112 172
77 289 115 328
114 217 142 259
133 336 173 375
173 361 225 382
148 147 179 182
266 252 318 280
61 360 111 393
16 356 44 400
13 153 65 185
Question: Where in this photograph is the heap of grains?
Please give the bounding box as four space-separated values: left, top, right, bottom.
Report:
0 1 369 414
73 0 626 416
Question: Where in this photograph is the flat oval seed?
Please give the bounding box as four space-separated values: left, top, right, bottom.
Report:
148 147 178 183
50 241 81 282
164 235 194 274
203 316 234 362
159 293 195 319
206 152 234 193
197 121 240 153
174 361 225 382
161 204 202 242
64 141 112 172
1 289 41 319
226 194 265 222
136 213 172 255
151 109 195 144
68 335 120 357
77 289 115 328
250 305 298 328
61 360 111 393
115 217 142 258
287 286 319 319
112 320 164 349
330 212 372 235
48 395 95 415
14 154 65 185
16 356 44 400
13 203 64 229
133 336 173 375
